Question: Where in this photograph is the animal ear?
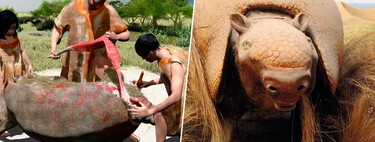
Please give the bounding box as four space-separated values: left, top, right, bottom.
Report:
293 13 309 32
230 13 251 35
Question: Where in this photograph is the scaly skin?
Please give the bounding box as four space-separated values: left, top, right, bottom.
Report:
0 76 147 142
194 0 343 99
233 18 318 111
237 20 313 68
57 34 130 103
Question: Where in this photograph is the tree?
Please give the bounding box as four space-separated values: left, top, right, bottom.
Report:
0 6 14 12
144 0 169 27
31 0 70 18
120 0 193 28
121 0 164 28
109 0 125 12
120 0 147 25
31 0 70 30
164 0 193 27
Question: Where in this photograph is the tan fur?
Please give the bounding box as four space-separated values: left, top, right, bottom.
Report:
184 33 321 142
337 32 375 142
300 95 318 142
183 32 375 142
182 38 229 142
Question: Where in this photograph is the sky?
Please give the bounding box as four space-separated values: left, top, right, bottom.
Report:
336 0 375 3
0 0 126 12
0 0 44 12
0 0 373 12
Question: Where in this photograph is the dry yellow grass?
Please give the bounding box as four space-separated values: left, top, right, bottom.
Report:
337 31 375 142
337 2 375 41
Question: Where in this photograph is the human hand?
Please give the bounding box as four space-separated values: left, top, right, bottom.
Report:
47 50 61 59
105 31 118 41
130 80 150 88
127 100 154 118
27 65 34 75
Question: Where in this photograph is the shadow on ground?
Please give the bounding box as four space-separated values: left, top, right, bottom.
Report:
1 126 181 142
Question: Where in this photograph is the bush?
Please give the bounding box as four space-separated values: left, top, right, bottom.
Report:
175 32 190 48
35 18 54 31
145 26 191 48
146 26 181 37
128 24 191 48
18 16 33 24
128 23 154 32
127 23 142 31
173 26 191 48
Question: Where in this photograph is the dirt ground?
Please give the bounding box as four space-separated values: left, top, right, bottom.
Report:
0 67 181 142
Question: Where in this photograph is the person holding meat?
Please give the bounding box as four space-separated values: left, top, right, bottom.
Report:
49 0 130 82
48 0 140 141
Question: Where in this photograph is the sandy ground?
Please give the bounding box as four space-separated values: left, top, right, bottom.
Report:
0 67 180 142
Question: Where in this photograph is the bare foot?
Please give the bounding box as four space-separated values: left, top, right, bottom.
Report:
1 131 11 137
130 133 141 142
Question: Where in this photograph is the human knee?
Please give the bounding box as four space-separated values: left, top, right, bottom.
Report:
153 112 163 121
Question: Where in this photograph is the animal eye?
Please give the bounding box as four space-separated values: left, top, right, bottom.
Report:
306 37 312 43
306 37 315 50
242 41 251 47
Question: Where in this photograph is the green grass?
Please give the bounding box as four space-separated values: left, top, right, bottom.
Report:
20 22 38 31
17 12 33 17
128 31 144 42
126 18 192 29
156 19 193 28
19 34 187 73
19 35 61 71
15 12 190 73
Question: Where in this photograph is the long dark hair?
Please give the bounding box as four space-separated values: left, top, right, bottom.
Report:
0 10 19 39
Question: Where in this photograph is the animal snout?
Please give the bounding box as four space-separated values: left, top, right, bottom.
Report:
264 79 309 96
262 72 311 106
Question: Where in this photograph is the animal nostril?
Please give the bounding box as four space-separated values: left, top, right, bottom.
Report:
268 86 277 92
297 85 305 92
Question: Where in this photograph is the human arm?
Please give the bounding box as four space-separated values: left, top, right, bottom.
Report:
20 44 33 74
106 30 130 42
48 4 71 59
128 62 185 117
131 77 162 88
50 35 108 58
0 70 4 93
49 27 62 59
68 36 106 51
106 4 130 42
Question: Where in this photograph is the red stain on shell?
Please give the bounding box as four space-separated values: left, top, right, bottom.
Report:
103 113 111 123
52 85 70 89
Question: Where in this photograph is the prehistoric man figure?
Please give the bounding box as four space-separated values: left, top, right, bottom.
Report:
49 0 130 82
49 0 141 141
0 10 34 137
128 34 188 142
0 10 34 92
